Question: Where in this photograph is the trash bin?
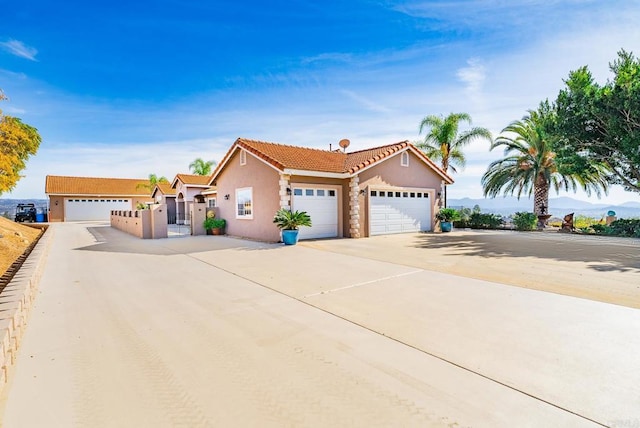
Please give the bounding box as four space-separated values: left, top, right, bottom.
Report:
35 212 45 222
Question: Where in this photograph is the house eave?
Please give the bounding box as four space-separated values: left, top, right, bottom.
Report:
283 169 351 179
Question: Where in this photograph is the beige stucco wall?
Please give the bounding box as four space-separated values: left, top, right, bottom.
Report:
110 205 167 239
190 202 207 236
215 149 281 242
357 150 445 237
48 196 64 222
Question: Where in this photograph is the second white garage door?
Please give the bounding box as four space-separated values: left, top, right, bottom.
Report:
370 189 432 235
292 187 339 240
65 198 132 221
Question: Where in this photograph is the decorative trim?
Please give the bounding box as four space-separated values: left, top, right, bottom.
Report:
349 176 361 238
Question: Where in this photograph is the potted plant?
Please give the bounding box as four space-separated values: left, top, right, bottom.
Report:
435 208 460 232
273 208 312 245
203 217 226 235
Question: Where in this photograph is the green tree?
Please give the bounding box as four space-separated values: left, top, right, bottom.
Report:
137 173 169 191
0 90 42 194
482 102 609 214
189 158 216 176
554 49 640 193
417 112 492 174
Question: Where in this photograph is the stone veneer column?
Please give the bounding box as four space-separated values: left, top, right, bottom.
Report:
349 176 361 238
279 174 291 209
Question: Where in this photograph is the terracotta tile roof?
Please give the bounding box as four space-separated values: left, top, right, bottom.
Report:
174 174 211 186
152 182 176 197
45 175 152 196
344 142 410 174
238 139 348 173
210 138 453 184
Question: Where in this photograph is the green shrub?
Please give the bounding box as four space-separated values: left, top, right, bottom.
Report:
204 217 226 230
435 208 461 222
607 219 640 237
469 212 504 229
513 212 537 231
574 215 600 230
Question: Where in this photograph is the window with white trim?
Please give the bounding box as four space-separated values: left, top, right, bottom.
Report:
401 151 409 167
236 188 253 219
240 150 247 166
208 198 216 208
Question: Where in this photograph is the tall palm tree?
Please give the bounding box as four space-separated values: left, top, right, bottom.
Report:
482 102 610 215
417 112 492 174
189 158 216 176
418 112 492 207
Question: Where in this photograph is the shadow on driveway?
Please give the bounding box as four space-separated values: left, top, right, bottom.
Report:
75 226 277 256
409 230 640 273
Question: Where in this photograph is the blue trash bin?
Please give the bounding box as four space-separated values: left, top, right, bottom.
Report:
35 212 45 222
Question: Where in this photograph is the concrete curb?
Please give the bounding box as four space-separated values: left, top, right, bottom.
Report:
0 226 53 390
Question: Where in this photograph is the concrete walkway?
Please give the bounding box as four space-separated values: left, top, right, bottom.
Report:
0 223 638 427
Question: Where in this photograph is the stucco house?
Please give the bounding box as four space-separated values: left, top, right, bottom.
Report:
201 187 217 209
151 182 177 224
45 175 153 222
208 138 453 242
170 174 212 224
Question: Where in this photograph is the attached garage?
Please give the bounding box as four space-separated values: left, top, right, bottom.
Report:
292 186 339 240
369 189 432 235
64 198 132 221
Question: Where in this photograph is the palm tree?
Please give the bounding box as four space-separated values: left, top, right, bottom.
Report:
417 112 492 207
482 102 610 215
189 158 216 176
417 112 492 174
137 173 169 191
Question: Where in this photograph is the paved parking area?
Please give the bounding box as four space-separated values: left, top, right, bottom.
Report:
302 230 640 309
1 223 639 427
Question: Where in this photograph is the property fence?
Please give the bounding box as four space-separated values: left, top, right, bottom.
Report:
110 204 168 239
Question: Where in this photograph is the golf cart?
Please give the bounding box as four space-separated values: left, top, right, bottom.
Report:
14 203 37 223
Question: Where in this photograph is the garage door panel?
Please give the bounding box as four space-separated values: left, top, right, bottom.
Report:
292 188 339 240
65 199 131 221
370 191 431 236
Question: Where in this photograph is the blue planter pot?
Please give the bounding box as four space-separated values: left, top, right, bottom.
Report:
282 229 299 245
441 222 453 232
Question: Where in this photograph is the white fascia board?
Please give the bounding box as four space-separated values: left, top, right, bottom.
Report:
46 193 146 197
283 169 350 179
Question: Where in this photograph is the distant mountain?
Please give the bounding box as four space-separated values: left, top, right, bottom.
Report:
0 199 48 217
448 196 640 219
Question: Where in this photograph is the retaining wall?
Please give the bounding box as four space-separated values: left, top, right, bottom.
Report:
0 226 52 391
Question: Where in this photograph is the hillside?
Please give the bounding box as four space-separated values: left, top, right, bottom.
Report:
0 217 42 277
449 196 640 219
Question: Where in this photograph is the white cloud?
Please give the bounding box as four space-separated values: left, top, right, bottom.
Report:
0 39 38 61
301 52 352 65
339 89 392 114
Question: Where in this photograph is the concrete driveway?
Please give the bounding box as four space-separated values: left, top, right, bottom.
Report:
1 223 638 427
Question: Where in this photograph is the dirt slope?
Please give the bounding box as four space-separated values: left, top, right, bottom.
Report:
0 217 42 276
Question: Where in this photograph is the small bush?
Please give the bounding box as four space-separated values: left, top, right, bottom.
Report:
607 219 640 237
574 215 600 230
435 208 460 222
513 212 537 231
468 212 504 229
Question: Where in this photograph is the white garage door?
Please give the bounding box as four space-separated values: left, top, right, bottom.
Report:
370 189 432 235
292 187 339 240
65 198 132 221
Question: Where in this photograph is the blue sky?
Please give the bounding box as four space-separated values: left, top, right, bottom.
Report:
2 0 639 204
